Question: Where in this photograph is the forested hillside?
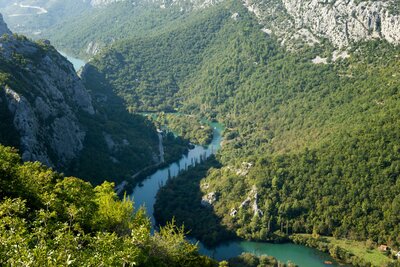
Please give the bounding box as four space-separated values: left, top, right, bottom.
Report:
45 2 188 58
82 0 400 253
84 5 232 111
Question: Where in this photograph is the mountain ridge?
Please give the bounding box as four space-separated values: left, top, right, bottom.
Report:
252 0 400 48
30 0 400 58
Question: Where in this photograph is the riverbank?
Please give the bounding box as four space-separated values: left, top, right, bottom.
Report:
291 234 397 267
115 130 195 195
59 52 86 71
149 113 214 146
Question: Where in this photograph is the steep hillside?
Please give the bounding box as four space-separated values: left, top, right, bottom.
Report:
0 17 159 184
79 0 400 253
0 31 94 167
5 0 397 260
44 1 192 58
0 13 10 35
83 4 232 111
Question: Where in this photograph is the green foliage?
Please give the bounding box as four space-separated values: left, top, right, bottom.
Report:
0 144 217 266
93 182 135 234
154 157 236 247
188 39 400 249
151 112 213 145
84 4 232 111
45 1 189 59
228 253 296 267
291 234 398 266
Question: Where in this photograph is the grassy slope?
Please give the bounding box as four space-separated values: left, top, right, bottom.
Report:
293 234 396 266
325 237 392 266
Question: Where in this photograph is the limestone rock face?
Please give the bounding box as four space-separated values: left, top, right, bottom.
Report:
85 41 103 56
201 192 217 207
0 14 11 36
243 0 400 48
0 22 95 168
90 0 126 7
4 87 52 166
282 0 400 47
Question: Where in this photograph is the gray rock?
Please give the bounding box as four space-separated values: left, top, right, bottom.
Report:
201 192 217 207
86 41 103 55
1 25 95 168
230 208 238 217
50 117 85 164
239 197 251 208
4 87 53 166
0 14 11 36
103 132 117 151
90 0 126 7
243 0 400 48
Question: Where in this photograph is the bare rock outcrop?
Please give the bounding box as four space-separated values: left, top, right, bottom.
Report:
0 18 95 167
90 0 127 7
238 185 263 217
0 14 11 36
243 0 400 48
201 192 217 208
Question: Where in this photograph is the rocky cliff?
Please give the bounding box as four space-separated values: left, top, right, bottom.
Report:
90 0 127 7
0 15 94 168
243 0 400 48
0 13 11 36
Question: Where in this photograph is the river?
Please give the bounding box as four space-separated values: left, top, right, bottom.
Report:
60 52 86 71
129 122 340 266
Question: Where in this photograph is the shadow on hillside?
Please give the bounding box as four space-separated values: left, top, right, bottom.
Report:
66 64 159 185
154 156 237 248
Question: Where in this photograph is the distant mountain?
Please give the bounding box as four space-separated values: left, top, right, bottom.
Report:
4 0 397 58
0 16 159 184
0 1 87 36
0 0 130 38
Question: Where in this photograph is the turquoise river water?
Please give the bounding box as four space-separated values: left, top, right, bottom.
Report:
60 52 86 71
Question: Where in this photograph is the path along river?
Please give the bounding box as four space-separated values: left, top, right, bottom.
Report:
62 53 340 266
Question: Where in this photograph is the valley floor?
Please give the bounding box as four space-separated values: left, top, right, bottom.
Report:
291 234 398 266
